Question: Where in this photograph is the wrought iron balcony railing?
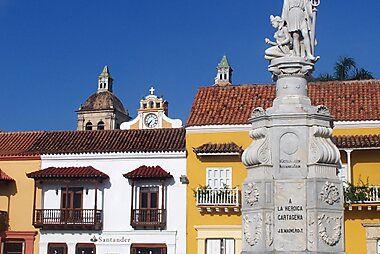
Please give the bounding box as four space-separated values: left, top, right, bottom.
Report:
33 209 102 230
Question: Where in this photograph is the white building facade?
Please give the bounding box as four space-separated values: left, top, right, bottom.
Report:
27 129 186 254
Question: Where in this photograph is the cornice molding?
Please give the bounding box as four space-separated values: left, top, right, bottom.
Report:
186 124 251 133
186 120 380 133
41 151 186 161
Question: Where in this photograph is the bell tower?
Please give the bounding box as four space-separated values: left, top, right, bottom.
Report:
120 87 182 129
76 66 130 131
214 55 233 86
97 65 113 92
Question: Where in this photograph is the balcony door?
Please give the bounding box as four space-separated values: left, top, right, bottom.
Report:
61 187 83 223
139 187 159 223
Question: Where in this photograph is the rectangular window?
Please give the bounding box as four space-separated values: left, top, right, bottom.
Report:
75 243 95 254
48 243 67 254
3 241 24 254
206 168 232 189
206 239 234 254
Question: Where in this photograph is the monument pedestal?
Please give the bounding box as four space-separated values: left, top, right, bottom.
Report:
241 58 345 253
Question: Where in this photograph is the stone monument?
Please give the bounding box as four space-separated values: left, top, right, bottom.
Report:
241 0 345 253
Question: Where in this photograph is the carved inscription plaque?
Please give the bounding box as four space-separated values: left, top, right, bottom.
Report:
274 181 306 251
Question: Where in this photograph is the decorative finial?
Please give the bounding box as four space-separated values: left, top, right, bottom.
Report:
149 87 155 95
217 55 231 68
99 65 111 78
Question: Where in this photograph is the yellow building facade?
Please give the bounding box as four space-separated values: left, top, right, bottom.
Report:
334 127 380 254
186 130 251 254
0 155 41 254
186 79 380 254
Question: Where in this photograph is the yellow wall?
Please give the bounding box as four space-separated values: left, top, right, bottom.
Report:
345 210 380 254
0 159 41 254
186 130 251 254
187 126 380 254
333 127 380 136
162 120 171 128
350 150 380 186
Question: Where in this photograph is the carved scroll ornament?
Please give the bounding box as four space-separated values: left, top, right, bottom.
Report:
242 127 272 167
309 126 340 165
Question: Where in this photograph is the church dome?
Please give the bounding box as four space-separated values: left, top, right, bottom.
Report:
79 91 127 114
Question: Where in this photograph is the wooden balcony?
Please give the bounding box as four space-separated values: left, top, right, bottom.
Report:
196 187 240 213
33 209 103 230
131 209 166 228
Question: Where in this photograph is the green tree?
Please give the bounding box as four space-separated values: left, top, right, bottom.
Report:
314 56 374 81
352 68 374 80
334 56 356 81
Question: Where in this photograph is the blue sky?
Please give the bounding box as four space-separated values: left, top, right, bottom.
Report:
0 0 379 131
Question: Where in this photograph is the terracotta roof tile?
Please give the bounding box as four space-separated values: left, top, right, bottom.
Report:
26 166 109 179
0 131 45 157
0 128 185 157
123 165 173 179
193 142 243 155
332 135 380 149
0 169 15 182
186 80 380 126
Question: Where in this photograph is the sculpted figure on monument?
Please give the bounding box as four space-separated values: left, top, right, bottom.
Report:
264 15 292 60
281 0 319 61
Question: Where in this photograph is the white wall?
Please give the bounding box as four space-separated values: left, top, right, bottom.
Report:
39 152 186 254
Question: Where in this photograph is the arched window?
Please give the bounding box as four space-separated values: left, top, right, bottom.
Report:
224 73 227 80
97 121 105 130
85 122 93 130
149 101 154 108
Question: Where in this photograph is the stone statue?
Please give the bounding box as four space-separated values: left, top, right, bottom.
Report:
281 0 318 61
264 15 292 60
243 0 345 252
